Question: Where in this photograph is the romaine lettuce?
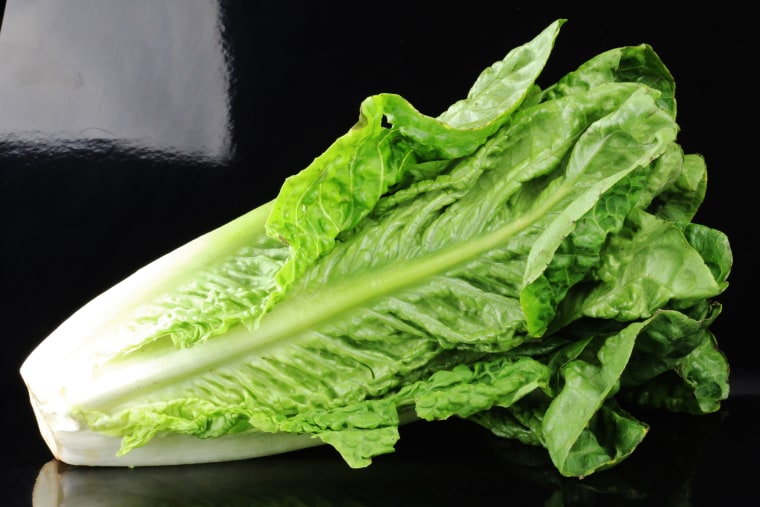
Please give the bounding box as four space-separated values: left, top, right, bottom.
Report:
20 18 732 478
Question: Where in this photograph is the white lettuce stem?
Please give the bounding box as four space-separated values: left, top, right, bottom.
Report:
21 201 275 413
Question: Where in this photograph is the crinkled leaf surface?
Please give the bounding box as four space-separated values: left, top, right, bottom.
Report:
21 19 732 478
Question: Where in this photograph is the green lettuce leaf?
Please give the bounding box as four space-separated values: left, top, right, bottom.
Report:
265 19 565 307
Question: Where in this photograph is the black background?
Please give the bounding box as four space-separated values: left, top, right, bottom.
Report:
1 1 755 505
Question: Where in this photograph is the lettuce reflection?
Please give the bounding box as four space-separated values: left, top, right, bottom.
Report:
33 456 375 507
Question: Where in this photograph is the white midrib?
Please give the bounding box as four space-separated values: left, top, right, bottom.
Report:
66 180 567 411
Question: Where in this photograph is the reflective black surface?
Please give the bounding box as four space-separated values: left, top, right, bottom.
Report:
2 1 754 505
0 0 231 159
6 388 760 506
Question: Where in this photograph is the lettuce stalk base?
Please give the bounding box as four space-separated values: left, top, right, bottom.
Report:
27 416 322 467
